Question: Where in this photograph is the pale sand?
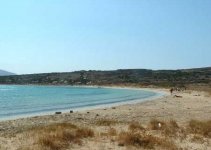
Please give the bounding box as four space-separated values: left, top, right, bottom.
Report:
0 88 210 150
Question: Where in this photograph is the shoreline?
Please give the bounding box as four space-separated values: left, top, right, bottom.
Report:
0 86 167 122
0 87 210 149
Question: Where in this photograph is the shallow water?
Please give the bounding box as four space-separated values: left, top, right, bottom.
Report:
0 85 158 119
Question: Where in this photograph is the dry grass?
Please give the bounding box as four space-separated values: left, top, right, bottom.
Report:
99 127 117 137
148 119 181 137
6 118 211 150
148 119 166 130
95 119 118 126
108 127 117 136
163 120 180 137
188 120 211 137
31 123 94 150
169 120 179 129
117 131 177 150
118 131 154 148
155 137 178 150
191 135 206 143
128 122 145 131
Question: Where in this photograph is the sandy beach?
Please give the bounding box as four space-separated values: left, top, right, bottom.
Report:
1 0 211 149
0 88 210 150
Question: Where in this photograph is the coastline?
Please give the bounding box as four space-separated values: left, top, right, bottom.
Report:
0 86 166 121
0 87 210 149
0 86 210 126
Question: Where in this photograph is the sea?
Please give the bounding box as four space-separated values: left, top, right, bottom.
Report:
0 85 160 120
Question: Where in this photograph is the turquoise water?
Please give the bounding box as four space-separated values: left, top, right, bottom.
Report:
0 85 158 120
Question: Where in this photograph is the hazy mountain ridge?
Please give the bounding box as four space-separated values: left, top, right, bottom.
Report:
0 70 15 76
0 67 210 88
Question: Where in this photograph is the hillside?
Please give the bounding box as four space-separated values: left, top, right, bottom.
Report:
0 67 210 88
0 70 15 76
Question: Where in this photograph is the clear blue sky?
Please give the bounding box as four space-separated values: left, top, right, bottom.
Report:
0 0 210 74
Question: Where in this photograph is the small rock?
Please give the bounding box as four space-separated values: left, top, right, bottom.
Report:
118 143 124 147
174 95 182 98
70 110 73 113
77 117 83 120
55 112 62 114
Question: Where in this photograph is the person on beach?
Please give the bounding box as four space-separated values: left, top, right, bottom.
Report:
170 88 173 95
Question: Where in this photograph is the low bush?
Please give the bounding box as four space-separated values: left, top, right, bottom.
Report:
37 123 94 150
118 131 177 149
128 122 145 131
188 120 211 137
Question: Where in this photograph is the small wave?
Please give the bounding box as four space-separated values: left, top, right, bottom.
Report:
0 89 14 91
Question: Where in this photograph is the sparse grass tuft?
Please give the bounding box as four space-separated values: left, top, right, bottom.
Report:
128 122 145 131
148 119 166 130
118 131 154 148
36 123 94 150
191 135 206 143
163 120 180 137
76 128 94 138
169 120 179 129
148 119 180 137
155 137 178 150
100 128 117 137
188 120 211 137
118 131 177 149
108 127 117 136
95 119 118 126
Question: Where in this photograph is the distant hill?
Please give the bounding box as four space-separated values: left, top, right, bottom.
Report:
0 70 15 76
0 67 210 88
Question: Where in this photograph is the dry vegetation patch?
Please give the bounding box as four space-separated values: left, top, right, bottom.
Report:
95 119 119 126
188 120 211 137
108 127 117 136
117 131 177 150
7 119 211 150
128 122 145 131
148 119 181 137
99 127 118 137
148 119 167 130
118 131 153 148
191 135 207 144
29 123 94 150
163 120 180 137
